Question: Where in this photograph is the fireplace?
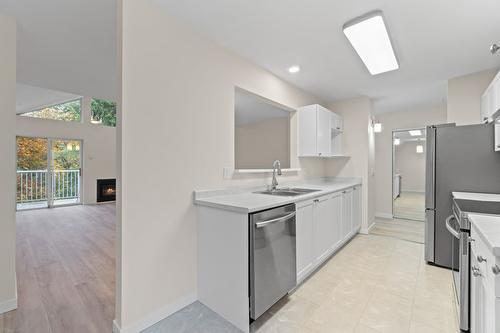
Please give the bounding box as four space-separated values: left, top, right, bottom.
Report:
97 179 116 203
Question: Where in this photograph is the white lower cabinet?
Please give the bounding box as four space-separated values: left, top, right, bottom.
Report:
341 188 353 240
353 185 362 231
470 224 500 333
296 200 314 280
296 186 360 283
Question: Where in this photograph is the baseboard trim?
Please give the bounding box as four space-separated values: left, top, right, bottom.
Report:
0 297 17 315
112 293 197 333
375 212 393 219
360 222 375 234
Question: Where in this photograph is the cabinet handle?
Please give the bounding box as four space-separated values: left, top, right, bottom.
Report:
472 266 482 277
477 255 487 263
492 265 500 275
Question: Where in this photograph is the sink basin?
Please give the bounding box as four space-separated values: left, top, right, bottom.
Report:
253 187 321 197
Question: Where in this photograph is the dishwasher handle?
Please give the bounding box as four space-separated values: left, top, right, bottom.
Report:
255 212 296 229
445 214 460 239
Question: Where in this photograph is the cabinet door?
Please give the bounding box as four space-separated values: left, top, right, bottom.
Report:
481 92 490 123
341 189 353 240
470 254 484 333
312 196 333 262
495 123 500 152
296 200 314 281
316 107 331 156
330 193 343 248
352 186 362 232
298 105 318 157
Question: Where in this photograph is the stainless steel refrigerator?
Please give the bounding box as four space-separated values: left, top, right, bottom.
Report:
425 123 500 269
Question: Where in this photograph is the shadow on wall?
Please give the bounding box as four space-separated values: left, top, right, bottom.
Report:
324 158 350 175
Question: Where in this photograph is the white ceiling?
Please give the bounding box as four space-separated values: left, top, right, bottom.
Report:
235 89 290 126
0 0 117 101
156 0 500 113
16 84 82 114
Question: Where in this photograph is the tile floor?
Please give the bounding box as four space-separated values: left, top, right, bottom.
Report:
145 234 459 333
370 218 424 243
393 192 425 221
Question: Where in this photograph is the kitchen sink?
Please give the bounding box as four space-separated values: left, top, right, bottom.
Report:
253 187 321 197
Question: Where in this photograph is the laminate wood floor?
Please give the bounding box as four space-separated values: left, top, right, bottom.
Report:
0 204 116 333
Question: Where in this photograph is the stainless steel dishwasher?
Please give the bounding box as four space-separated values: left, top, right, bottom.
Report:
249 203 296 320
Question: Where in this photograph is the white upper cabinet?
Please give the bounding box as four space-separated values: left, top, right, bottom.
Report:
298 104 344 157
481 70 500 123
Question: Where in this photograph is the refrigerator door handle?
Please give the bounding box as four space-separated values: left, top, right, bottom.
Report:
425 126 436 209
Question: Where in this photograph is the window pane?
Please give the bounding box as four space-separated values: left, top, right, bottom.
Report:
19 99 81 122
91 98 117 127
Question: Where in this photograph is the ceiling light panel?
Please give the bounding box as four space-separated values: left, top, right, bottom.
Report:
409 130 422 136
343 11 399 75
288 66 300 73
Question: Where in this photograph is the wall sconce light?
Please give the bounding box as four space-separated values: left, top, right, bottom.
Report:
416 144 424 153
373 121 382 133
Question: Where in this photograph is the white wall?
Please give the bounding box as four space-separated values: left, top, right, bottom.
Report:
0 14 17 314
118 1 325 331
325 97 375 233
394 141 426 192
374 105 447 217
16 96 116 204
447 68 498 125
235 116 290 169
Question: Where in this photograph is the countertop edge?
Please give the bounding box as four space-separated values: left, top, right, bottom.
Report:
469 213 500 257
194 181 362 213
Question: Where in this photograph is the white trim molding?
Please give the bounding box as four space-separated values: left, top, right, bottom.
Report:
375 212 394 219
360 221 376 235
0 297 17 315
112 293 197 333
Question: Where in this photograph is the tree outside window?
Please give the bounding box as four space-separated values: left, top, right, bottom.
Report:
91 98 117 127
20 99 81 122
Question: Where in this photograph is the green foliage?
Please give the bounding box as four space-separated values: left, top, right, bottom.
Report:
17 137 48 170
52 141 81 170
91 98 117 127
21 100 81 122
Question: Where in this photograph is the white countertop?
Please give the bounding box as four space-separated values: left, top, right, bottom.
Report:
453 191 500 202
470 213 500 257
194 178 362 213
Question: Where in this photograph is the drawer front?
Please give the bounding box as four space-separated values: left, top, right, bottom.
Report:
471 224 500 298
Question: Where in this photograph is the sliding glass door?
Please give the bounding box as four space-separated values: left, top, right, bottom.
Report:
16 136 83 210
49 139 82 207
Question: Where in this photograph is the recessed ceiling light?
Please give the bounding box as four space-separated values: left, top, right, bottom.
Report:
409 130 422 136
343 11 399 75
288 66 300 73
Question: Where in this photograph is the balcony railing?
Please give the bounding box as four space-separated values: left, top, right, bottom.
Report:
17 169 80 205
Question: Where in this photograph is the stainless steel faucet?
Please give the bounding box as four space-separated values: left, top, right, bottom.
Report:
271 160 282 191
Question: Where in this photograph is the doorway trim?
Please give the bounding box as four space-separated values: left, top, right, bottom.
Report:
391 127 426 220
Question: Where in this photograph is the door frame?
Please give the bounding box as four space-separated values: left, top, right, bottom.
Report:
16 135 84 210
391 127 426 220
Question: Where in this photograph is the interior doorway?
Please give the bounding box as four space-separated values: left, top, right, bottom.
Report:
392 128 426 221
16 136 83 210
